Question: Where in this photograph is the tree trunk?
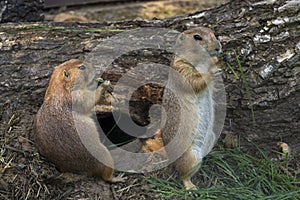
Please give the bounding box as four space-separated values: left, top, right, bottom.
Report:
0 0 299 197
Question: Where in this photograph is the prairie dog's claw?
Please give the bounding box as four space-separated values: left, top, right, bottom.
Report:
111 173 127 183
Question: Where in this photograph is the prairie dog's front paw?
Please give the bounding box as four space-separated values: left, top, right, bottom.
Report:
102 80 111 87
100 80 114 93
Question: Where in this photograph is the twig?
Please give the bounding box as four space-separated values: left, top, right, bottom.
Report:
5 145 25 154
111 185 119 200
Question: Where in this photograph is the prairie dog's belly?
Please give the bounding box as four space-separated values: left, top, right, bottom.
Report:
191 89 215 161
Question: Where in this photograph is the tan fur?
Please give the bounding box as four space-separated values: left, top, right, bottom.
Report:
166 27 221 190
142 130 167 157
35 59 124 183
144 27 222 190
172 58 213 93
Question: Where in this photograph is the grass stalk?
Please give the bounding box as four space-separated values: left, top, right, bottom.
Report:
20 23 125 33
233 50 256 125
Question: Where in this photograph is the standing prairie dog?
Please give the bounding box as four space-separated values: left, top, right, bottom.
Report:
161 27 222 190
35 59 124 183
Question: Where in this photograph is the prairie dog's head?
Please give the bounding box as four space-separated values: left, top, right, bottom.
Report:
174 27 221 71
45 59 96 101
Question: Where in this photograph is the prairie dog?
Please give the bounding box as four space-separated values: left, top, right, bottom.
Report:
161 27 222 190
35 59 124 183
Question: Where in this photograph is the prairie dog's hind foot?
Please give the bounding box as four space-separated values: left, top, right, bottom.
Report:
183 178 197 190
109 173 127 183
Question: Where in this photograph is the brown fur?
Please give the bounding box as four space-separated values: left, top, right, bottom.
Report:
172 58 213 93
142 130 167 157
35 59 124 183
144 27 221 190
165 27 221 190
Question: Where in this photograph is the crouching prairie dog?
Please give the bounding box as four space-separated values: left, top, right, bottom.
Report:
144 27 222 190
35 59 124 183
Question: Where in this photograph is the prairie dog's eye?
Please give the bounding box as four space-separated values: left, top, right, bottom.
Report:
193 34 203 41
78 65 86 70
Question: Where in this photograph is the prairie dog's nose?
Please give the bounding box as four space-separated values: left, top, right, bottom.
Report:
209 42 222 57
215 42 222 54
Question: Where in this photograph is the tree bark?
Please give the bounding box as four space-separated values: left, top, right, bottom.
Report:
0 0 44 22
0 0 299 158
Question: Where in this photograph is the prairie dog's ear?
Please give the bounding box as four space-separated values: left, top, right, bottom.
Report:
63 70 70 81
178 34 185 41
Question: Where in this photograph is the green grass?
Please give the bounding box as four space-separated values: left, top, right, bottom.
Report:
225 51 256 125
233 50 256 125
225 60 239 80
19 23 125 33
144 147 300 199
